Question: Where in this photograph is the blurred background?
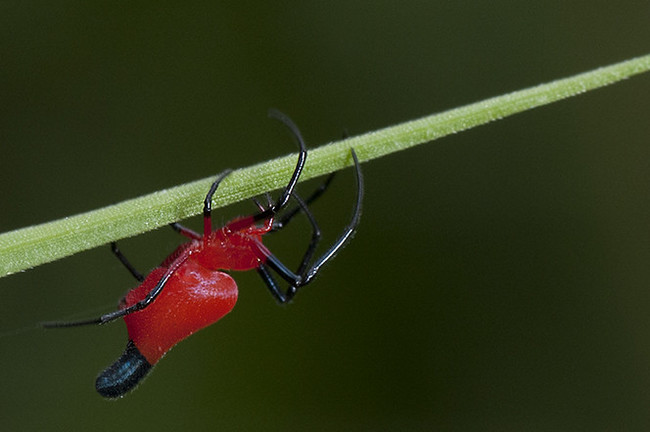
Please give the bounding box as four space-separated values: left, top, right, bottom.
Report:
1 2 650 430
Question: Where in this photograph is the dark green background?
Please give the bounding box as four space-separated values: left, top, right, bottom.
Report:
2 2 650 430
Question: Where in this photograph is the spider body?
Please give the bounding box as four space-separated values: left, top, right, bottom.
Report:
44 111 363 399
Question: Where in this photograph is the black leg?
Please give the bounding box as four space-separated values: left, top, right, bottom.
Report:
252 109 308 223
271 173 336 232
42 249 192 328
42 315 105 328
203 169 233 237
41 242 146 327
251 192 274 214
94 250 190 324
257 149 363 303
265 175 336 277
170 222 201 240
252 187 325 273
287 193 322 276
111 242 145 282
303 148 362 284
257 265 295 304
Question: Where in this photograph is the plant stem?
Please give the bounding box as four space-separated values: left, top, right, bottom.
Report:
1 53 650 278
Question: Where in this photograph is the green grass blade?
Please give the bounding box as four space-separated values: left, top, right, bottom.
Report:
1 53 649 278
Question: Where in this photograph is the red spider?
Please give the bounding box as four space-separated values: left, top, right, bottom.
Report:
44 111 363 398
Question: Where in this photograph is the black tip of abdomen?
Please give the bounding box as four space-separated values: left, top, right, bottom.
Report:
96 340 152 399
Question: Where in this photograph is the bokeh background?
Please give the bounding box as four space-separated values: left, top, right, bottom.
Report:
2 2 650 430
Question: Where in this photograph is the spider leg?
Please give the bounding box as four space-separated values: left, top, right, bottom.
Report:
42 250 192 328
203 169 234 237
110 242 145 282
271 173 336 232
269 127 345 230
256 264 290 304
256 149 363 303
252 109 307 223
288 193 322 276
170 222 201 240
219 110 308 236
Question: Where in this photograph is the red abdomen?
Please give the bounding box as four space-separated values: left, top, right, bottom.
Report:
121 260 238 364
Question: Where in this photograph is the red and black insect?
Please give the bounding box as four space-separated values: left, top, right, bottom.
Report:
43 111 363 398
